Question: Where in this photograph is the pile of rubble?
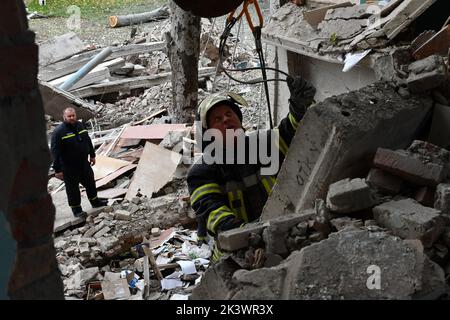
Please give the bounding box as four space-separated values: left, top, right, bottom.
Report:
193 139 450 300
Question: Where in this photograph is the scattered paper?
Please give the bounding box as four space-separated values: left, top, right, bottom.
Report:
135 279 145 291
193 258 210 266
195 275 202 286
342 49 371 72
177 260 197 275
165 271 183 279
170 294 189 300
161 279 183 290
181 241 211 259
156 255 172 265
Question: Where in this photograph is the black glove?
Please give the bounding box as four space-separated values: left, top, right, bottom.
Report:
217 216 245 233
286 75 316 119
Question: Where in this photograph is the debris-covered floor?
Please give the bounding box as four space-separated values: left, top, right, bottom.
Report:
38 5 276 300
30 0 450 300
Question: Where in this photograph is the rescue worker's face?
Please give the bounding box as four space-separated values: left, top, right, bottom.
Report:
63 109 77 125
207 104 242 138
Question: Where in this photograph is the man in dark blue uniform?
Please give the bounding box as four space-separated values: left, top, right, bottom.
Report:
51 107 107 218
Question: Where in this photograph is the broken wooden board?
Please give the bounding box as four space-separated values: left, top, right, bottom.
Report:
49 66 111 91
413 25 450 60
120 124 187 140
303 2 353 28
383 0 436 40
92 155 131 181
39 80 96 121
71 67 216 99
96 164 137 189
150 227 176 249
39 32 85 67
125 142 182 200
97 188 128 199
115 148 144 163
39 42 166 82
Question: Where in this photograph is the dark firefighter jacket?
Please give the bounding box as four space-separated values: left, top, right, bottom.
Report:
51 121 95 173
187 101 305 241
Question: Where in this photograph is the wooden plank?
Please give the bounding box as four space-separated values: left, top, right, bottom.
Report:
97 188 128 199
39 32 85 67
71 67 216 99
109 5 169 28
38 80 96 121
96 164 137 189
132 108 167 125
49 66 111 91
121 124 187 140
39 42 166 81
92 155 131 181
413 25 450 60
383 0 436 40
125 142 182 200
303 2 353 28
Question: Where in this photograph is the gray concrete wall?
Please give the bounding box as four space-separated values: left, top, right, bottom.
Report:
263 82 433 220
271 48 376 124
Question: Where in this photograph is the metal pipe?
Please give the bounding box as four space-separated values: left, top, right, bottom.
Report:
59 47 113 91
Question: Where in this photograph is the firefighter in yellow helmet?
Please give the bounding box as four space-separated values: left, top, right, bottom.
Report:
187 76 316 261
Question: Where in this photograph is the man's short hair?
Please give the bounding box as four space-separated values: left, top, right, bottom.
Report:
63 107 76 115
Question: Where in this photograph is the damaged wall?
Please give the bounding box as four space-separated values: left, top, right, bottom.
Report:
262 81 433 220
0 0 64 299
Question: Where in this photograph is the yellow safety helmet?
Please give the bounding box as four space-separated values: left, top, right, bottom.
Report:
197 91 248 129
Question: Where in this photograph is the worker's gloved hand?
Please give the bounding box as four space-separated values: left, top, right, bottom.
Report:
286 75 316 119
218 216 245 233
197 235 208 246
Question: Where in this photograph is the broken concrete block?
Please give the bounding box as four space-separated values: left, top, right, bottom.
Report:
97 236 119 252
373 198 445 248
83 225 97 238
435 183 450 214
79 243 90 257
65 246 76 256
263 224 289 257
407 55 447 93
373 148 447 187
80 237 97 246
55 239 69 250
94 226 111 239
151 227 161 237
231 268 286 300
190 257 241 300
326 178 374 213
261 211 316 256
330 217 363 231
219 229 446 300
114 210 132 221
262 83 433 220
67 267 99 290
366 168 404 194
218 222 267 252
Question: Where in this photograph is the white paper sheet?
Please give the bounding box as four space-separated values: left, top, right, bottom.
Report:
342 49 371 72
161 279 183 290
170 294 189 300
177 260 197 275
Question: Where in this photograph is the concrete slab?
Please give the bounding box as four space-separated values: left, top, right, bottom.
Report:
262 82 433 220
